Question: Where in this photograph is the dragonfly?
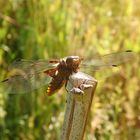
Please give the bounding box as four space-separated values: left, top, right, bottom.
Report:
0 50 135 96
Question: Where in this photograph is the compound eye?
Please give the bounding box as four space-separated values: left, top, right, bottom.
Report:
66 57 73 65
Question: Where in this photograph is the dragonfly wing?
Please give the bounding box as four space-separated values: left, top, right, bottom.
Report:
81 50 135 71
1 70 52 94
8 59 59 73
1 59 59 94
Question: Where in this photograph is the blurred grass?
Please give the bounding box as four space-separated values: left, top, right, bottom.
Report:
0 0 140 140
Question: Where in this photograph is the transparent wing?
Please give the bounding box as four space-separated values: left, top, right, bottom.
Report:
1 59 59 94
1 72 52 94
80 50 135 71
8 59 59 73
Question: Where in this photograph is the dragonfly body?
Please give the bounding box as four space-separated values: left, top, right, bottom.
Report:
44 56 82 95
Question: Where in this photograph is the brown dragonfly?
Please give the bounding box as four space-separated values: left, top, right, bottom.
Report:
1 50 134 95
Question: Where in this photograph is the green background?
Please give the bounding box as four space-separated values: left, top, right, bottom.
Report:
0 0 140 140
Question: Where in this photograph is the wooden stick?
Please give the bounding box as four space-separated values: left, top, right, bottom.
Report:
61 72 97 140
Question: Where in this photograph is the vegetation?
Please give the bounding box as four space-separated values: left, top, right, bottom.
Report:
0 0 140 140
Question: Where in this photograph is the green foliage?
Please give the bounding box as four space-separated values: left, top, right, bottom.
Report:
0 0 140 140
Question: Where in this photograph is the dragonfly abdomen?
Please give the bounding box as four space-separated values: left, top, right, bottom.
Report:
46 75 65 96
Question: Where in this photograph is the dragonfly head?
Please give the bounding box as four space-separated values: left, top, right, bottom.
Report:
66 56 83 71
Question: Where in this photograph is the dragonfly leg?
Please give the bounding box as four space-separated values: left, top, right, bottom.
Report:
69 81 93 95
65 81 83 95
79 83 93 91
69 87 84 95
67 79 93 95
